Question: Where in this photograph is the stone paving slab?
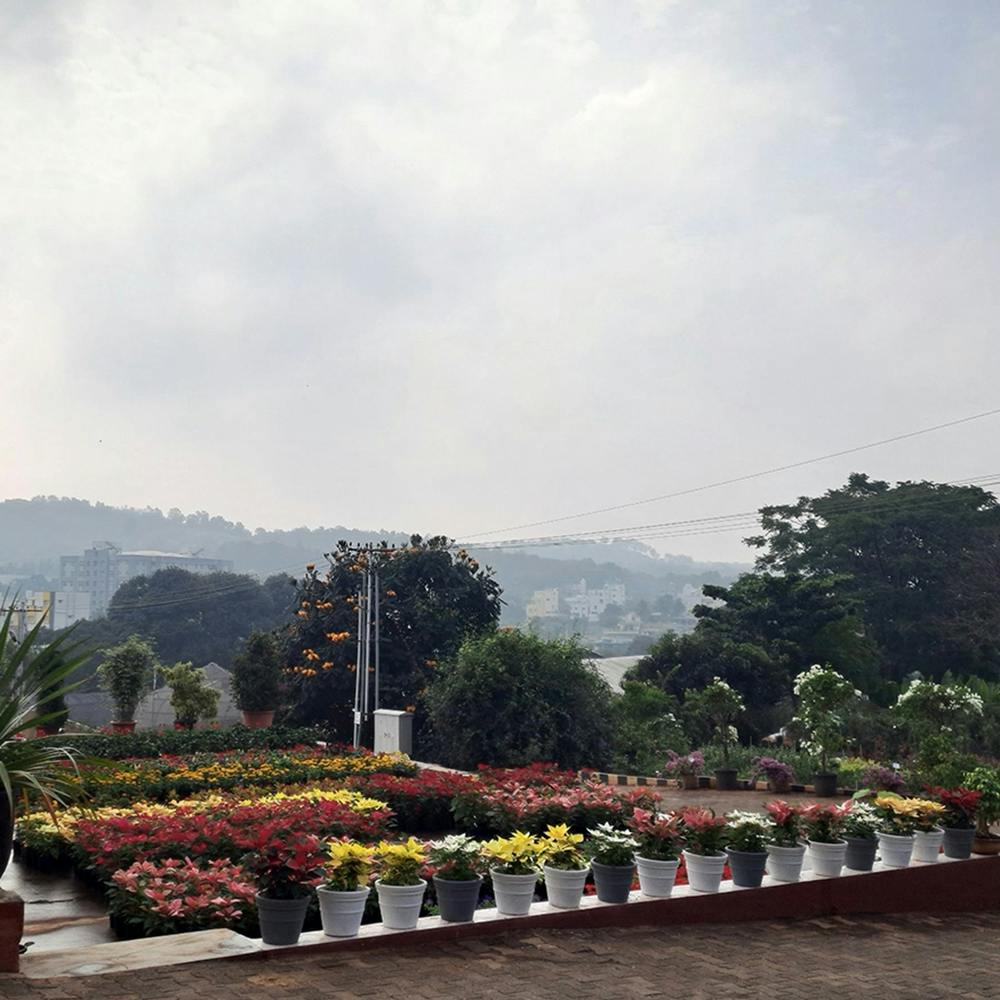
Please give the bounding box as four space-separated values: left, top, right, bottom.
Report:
3 913 1000 999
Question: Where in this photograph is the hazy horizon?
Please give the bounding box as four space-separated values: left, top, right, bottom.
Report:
5 1 999 562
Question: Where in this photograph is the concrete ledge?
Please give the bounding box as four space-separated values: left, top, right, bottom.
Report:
16 855 999 979
581 770 853 795
0 891 24 974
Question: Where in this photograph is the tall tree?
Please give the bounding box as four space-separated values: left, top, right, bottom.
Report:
746 474 1000 680
285 535 502 735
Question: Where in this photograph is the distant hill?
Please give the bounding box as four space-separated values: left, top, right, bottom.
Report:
0 496 749 620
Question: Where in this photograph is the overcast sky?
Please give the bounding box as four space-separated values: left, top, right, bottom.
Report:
4 0 999 562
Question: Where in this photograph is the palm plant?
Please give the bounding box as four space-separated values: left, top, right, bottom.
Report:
0 605 91 881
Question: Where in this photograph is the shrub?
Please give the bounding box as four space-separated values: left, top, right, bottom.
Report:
683 678 744 765
161 662 220 727
231 631 283 713
792 664 861 775
424 631 614 770
609 681 687 775
98 636 157 722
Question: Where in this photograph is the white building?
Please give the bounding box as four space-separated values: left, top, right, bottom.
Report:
23 590 92 630
566 579 626 621
60 542 233 616
526 588 560 618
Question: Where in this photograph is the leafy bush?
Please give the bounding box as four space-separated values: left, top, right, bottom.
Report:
424 630 614 770
161 662 220 727
98 635 157 722
63 724 330 761
230 631 283 713
608 681 687 776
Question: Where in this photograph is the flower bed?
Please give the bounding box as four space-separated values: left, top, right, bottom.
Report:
82 747 416 804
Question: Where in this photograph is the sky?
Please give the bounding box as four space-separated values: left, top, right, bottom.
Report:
3 0 1000 562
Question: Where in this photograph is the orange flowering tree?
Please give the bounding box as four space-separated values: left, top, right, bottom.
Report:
283 535 502 737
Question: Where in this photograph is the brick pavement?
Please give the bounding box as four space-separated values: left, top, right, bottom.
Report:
3 913 999 999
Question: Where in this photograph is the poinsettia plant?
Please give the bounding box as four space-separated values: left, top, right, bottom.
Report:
375 837 428 886
679 807 727 856
482 831 543 875
538 824 587 871
627 808 682 861
321 839 375 892
801 802 851 844
586 823 638 866
873 794 921 835
241 825 326 899
927 787 981 830
725 811 771 853
427 834 483 881
765 801 802 847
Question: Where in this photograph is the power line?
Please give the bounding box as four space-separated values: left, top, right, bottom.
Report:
462 473 1000 551
457 405 1000 541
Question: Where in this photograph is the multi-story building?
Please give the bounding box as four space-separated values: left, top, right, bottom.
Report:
23 590 92 631
565 579 626 622
526 588 560 618
60 542 233 616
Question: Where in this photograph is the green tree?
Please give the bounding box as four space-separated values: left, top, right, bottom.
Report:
791 664 861 774
683 677 745 764
98 635 157 723
231 631 284 713
285 536 502 735
424 630 614 770
162 661 220 728
747 474 1000 680
609 680 687 776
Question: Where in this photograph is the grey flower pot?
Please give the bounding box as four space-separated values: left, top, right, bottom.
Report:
812 773 839 797
433 875 482 923
844 836 877 871
256 892 310 946
725 848 767 888
942 826 976 860
591 861 635 903
714 769 739 791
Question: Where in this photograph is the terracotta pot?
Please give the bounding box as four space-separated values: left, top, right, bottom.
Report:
767 778 791 794
972 834 1000 856
173 720 194 731
241 710 275 730
110 720 136 734
680 773 699 790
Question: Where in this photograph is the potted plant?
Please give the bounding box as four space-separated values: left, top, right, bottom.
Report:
724 811 771 888
802 802 851 877
586 823 638 904
663 750 704 791
317 839 374 937
0 609 90 881
963 767 1000 856
627 808 682 898
764 801 806 882
679 807 728 893
928 786 981 859
231 631 283 729
910 798 948 863
483 831 542 916
859 764 905 793
428 834 484 922
872 794 918 868
162 661 220 730
242 828 324 945
539 824 589 909
792 664 860 797
751 756 795 793
374 837 428 930
841 799 879 871
98 635 156 733
686 678 744 791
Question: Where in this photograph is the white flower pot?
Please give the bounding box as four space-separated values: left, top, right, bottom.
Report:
807 840 847 878
877 832 914 868
682 850 726 893
490 869 539 916
912 827 945 863
375 878 426 930
766 843 806 882
542 865 589 909
635 856 680 898
317 886 370 937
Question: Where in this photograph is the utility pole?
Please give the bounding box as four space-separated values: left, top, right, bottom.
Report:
349 545 388 749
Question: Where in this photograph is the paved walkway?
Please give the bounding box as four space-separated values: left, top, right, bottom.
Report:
4 913 1000 999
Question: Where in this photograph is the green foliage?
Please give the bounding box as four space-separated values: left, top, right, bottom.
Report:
286 536 502 734
792 664 861 773
98 635 157 722
424 630 614 770
0 607 91 835
748 473 1000 681
230 631 283 712
683 678 744 764
161 662 220 726
53 569 295 684
64 724 329 760
609 681 687 776
963 766 1000 833
893 679 983 753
